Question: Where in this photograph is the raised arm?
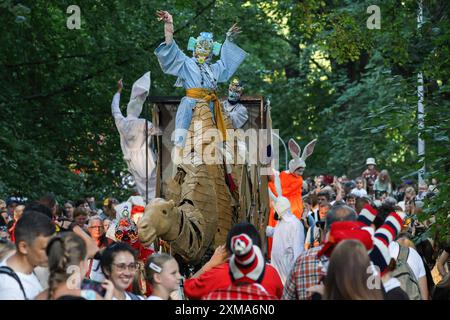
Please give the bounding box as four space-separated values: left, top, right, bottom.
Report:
112 79 124 122
156 10 173 44
213 24 248 83
154 11 190 78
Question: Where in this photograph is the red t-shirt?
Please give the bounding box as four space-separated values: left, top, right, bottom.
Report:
184 262 283 299
204 283 278 300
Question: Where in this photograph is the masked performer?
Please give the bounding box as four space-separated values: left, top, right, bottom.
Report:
222 78 248 129
111 73 158 201
154 10 247 148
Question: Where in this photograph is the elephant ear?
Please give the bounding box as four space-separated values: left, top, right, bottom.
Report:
300 139 317 161
288 139 301 159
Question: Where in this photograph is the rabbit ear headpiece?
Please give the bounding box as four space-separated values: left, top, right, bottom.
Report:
268 169 291 216
288 138 317 174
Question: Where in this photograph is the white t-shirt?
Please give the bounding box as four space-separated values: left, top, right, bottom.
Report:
383 277 402 293
351 188 367 197
34 266 49 290
147 295 163 300
112 292 144 300
0 257 43 300
397 201 406 211
389 242 426 280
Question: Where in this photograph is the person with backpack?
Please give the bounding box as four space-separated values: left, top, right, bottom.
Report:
388 243 422 300
100 242 145 300
0 211 55 299
357 204 414 299
389 240 428 299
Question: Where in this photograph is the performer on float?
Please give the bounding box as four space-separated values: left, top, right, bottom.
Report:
111 73 159 201
221 78 248 192
154 10 248 149
266 138 317 258
222 78 248 129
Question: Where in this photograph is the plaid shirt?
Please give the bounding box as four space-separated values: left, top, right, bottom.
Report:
282 245 327 300
203 283 278 300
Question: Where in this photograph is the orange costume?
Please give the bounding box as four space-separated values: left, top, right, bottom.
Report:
266 138 317 259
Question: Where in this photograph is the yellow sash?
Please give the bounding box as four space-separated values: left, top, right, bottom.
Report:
185 88 227 141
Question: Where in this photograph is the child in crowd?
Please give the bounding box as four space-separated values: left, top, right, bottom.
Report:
145 253 182 300
351 177 368 198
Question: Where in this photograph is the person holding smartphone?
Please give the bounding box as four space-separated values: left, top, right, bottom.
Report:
35 233 114 300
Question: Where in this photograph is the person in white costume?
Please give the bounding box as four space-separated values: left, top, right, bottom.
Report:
111 72 159 201
266 169 305 285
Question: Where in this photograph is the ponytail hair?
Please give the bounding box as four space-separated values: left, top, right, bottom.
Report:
144 253 174 285
46 233 86 299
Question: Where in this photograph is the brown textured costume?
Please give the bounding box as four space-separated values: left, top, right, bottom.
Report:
138 102 236 264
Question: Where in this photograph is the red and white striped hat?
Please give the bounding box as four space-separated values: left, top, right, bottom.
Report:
229 233 265 284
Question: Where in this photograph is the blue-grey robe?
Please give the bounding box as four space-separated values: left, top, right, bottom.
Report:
222 100 249 129
155 39 247 146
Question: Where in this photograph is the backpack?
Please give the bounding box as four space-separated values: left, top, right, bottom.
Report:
391 246 422 300
0 266 28 300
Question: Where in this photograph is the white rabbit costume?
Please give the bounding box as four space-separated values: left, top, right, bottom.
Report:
266 169 305 285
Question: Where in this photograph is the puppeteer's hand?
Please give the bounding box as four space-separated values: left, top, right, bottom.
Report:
117 78 123 93
226 23 241 41
156 10 173 24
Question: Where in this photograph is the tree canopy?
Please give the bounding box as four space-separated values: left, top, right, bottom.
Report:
0 0 448 242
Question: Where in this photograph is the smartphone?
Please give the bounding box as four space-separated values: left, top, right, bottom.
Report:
80 279 106 297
